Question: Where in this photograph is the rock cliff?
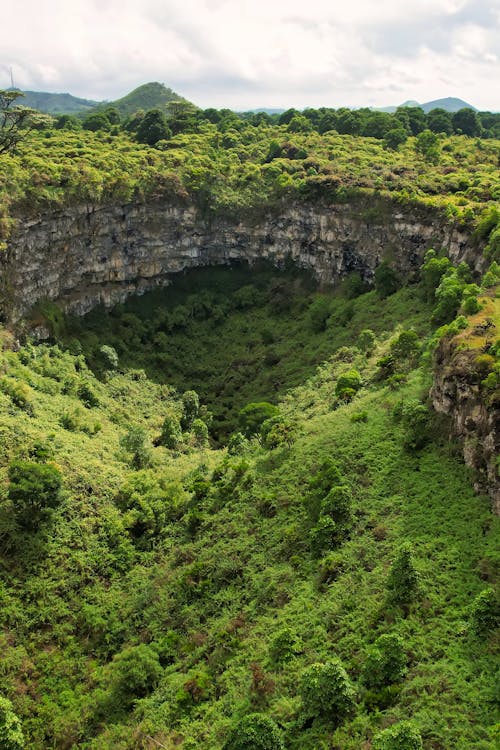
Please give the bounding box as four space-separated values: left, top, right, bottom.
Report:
0 198 475 322
431 320 500 514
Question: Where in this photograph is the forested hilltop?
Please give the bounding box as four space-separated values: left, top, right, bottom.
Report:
0 94 499 750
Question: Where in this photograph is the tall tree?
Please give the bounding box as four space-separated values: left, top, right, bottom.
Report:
0 90 38 155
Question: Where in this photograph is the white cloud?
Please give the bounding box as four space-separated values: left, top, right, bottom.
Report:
2 0 499 109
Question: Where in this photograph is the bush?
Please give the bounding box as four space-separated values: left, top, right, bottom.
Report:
373 720 423 750
8 460 62 530
362 634 407 688
469 589 500 636
239 402 279 437
159 414 182 449
110 644 162 704
335 369 362 397
386 544 420 607
222 713 284 750
374 262 400 299
300 659 356 725
181 390 200 430
0 695 24 749
99 344 119 369
192 418 209 447
269 628 302 665
120 426 151 469
77 382 99 408
308 297 332 332
358 329 376 354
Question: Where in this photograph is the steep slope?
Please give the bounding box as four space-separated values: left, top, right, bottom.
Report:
93 82 189 118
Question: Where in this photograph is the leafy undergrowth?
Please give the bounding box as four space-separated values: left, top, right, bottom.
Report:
60 264 434 439
0 278 498 750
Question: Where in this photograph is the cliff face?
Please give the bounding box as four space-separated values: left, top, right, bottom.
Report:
0 198 474 322
431 329 500 514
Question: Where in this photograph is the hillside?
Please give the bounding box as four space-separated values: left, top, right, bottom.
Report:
380 97 477 113
8 88 99 114
0 260 498 749
93 81 189 118
0 101 498 750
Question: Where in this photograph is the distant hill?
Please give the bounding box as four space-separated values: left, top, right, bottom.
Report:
8 89 99 115
94 82 189 118
420 97 477 113
379 97 477 113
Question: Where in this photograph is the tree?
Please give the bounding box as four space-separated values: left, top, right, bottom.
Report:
362 634 407 687
386 544 420 606
383 127 408 150
223 713 284 750
414 129 440 163
0 90 38 155
469 589 499 636
452 108 481 136
426 108 453 135
181 390 200 430
239 402 279 437
136 108 172 145
0 695 24 750
159 414 182 449
120 426 151 469
374 262 400 298
373 721 423 750
300 659 356 725
8 460 62 530
82 112 112 132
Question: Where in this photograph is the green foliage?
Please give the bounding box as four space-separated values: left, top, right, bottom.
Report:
135 108 171 145
119 425 151 469
390 330 420 366
373 721 423 750
357 328 376 354
239 402 279 437
192 418 209 447
159 414 182 449
375 263 400 299
181 390 200 430
99 344 119 369
299 659 356 725
0 696 24 750
361 633 407 688
269 628 302 665
386 544 420 606
77 382 99 407
308 297 331 332
109 643 162 703
7 460 62 530
223 713 284 750
335 369 362 398
469 589 500 637
415 129 440 163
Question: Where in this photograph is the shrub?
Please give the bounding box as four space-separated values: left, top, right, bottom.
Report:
120 426 151 469
386 544 420 606
390 331 420 365
77 382 99 408
0 695 24 749
192 418 209 447
8 460 62 530
373 720 423 750
239 402 279 437
469 589 500 636
159 414 182 449
181 390 200 430
0 378 33 414
358 329 376 354
269 628 302 665
300 659 356 725
99 344 119 369
110 644 162 704
335 369 362 397
308 297 332 332
222 713 284 750
374 262 400 299
362 634 407 688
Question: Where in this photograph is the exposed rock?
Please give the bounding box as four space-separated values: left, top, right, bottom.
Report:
0 198 476 322
431 336 500 514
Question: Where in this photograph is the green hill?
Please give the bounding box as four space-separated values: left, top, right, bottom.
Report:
8 88 99 115
95 81 189 118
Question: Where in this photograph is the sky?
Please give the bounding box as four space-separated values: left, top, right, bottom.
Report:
2 0 500 110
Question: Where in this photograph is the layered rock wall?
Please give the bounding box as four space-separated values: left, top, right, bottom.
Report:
0 198 474 321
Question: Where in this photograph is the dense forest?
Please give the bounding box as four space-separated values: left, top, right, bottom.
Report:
0 94 498 749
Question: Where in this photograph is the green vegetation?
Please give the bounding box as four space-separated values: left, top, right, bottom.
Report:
0 254 498 749
0 96 499 749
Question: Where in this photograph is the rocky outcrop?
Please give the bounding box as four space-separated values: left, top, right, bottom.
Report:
431 336 500 514
0 198 475 322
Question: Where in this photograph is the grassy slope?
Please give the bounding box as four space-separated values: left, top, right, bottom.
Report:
63 265 434 438
0 280 498 749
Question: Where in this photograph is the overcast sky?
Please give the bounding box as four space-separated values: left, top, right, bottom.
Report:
2 0 500 110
